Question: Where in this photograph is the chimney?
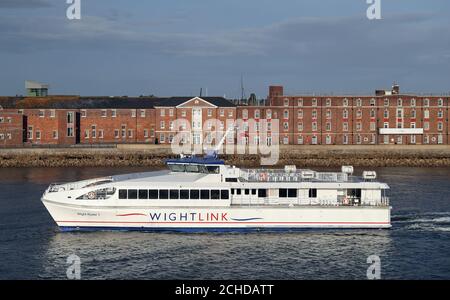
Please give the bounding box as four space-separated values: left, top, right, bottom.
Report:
268 85 283 106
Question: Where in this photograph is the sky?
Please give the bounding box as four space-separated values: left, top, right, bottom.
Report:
0 0 449 98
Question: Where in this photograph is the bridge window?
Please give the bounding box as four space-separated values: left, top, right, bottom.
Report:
288 189 297 197
180 190 189 199
128 189 138 199
159 190 168 199
170 190 179 199
211 190 220 199
149 190 158 199
138 189 148 199
258 189 267 198
221 190 229 199
201 190 210 199
252 189 257 195
279 189 288 198
190 190 200 199
309 189 317 198
119 189 127 199
225 178 238 182
245 189 250 195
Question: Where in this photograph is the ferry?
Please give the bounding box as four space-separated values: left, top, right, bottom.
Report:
41 153 391 232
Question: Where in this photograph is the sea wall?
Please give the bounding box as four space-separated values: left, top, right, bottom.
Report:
1 145 450 168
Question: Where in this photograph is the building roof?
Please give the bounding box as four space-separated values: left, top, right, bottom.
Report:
0 96 235 109
25 80 49 89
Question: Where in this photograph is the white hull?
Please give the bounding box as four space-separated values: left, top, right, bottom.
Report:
43 199 391 231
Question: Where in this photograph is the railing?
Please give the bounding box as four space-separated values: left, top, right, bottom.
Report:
240 169 349 183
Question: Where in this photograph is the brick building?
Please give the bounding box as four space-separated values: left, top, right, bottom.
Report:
0 84 448 147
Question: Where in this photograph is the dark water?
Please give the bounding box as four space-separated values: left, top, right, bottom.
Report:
0 166 449 279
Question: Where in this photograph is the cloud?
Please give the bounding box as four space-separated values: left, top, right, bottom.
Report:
0 0 51 9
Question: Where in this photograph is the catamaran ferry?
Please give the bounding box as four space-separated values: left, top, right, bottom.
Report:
41 154 391 231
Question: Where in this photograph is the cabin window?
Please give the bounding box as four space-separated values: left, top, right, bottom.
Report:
226 178 238 182
138 189 148 199
190 190 200 199
180 190 189 199
159 190 169 199
221 190 229 199
309 189 317 198
128 189 138 199
251 189 257 195
245 189 250 195
119 189 127 199
149 190 158 199
211 190 220 199
258 189 267 198
185 164 199 172
201 190 210 199
236 189 241 195
288 189 297 197
206 166 220 174
170 190 179 199
279 189 288 198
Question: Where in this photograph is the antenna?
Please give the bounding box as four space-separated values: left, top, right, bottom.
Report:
200 88 203 97
240 74 245 102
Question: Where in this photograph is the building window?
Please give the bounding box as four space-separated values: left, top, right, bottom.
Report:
52 130 58 139
283 137 289 145
36 130 41 140
228 110 233 117
283 110 289 119
312 98 317 107
121 125 126 138
343 122 348 132
424 110 429 119
326 122 331 131
207 109 212 117
424 98 430 107
411 99 416 107
27 126 33 139
67 112 74 124
169 109 174 117
298 109 303 119
84 129 89 139
384 109 389 118
411 110 416 118
92 125 96 138
283 122 289 130
181 110 186 117
254 110 260 119
266 110 272 119
128 129 133 138
169 121 174 130
312 110 317 119
297 99 303 107
312 122 317 131
356 122 362 131
370 122 376 131
356 98 362 107
160 121 165 129
438 122 443 131
356 135 361 144
343 135 348 145
297 136 303 144
160 109 165 117
131 110 136 118
343 109 348 119
326 98 331 106
438 110 443 118
219 109 224 117
370 98 376 106
384 99 389 106
284 98 289 106
326 110 331 118
397 98 402 107
397 109 403 118
144 129 149 138
111 109 117 118
343 98 348 107
424 122 430 131
67 127 74 137
370 109 376 118
39 110 45 118
438 98 443 107
356 109 362 118
101 109 107 117
410 122 416 129
99 130 104 139
298 123 303 132
410 135 416 144
160 133 165 143
326 135 331 144
114 130 119 138
384 122 389 129
81 110 86 118
50 110 56 118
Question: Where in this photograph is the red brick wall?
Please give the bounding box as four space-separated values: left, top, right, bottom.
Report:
0 110 23 147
